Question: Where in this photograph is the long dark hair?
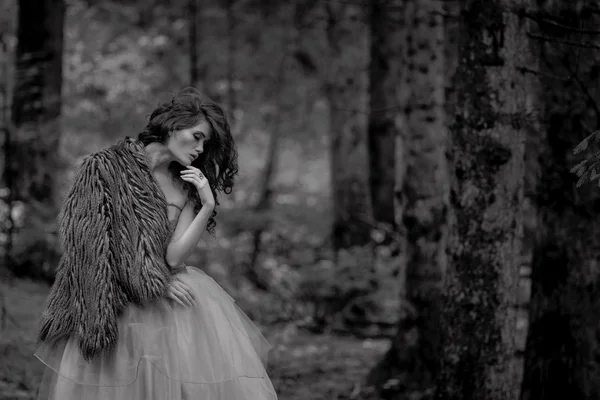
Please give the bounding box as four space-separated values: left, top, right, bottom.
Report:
137 87 238 234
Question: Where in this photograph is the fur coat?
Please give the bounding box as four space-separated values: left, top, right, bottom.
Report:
37 137 180 362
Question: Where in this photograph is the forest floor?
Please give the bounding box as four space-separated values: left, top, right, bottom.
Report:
0 277 389 400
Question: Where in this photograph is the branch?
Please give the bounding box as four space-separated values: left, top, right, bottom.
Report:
528 32 600 50
515 66 571 82
524 12 600 35
563 61 600 129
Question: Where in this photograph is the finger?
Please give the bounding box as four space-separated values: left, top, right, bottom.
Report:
181 171 205 178
171 287 191 307
179 177 195 184
182 177 206 186
182 286 195 304
180 175 198 182
180 282 195 299
182 291 194 306
168 290 186 307
180 172 204 180
186 167 206 177
180 171 201 177
175 282 195 305
185 165 202 172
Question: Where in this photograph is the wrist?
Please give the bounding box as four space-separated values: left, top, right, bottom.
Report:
202 201 215 211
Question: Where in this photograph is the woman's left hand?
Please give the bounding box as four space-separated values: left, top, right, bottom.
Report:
180 166 215 208
167 276 195 307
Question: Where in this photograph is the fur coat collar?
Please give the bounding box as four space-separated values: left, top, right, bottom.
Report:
37 137 178 361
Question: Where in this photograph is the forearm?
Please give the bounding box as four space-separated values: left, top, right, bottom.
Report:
165 205 214 267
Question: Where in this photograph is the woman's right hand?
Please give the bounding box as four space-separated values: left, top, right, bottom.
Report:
167 277 195 307
180 166 215 208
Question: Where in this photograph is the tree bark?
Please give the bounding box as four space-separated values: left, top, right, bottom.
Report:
247 7 295 291
1 28 13 276
325 2 373 251
521 3 600 399
434 0 531 398
8 0 65 277
367 1 448 398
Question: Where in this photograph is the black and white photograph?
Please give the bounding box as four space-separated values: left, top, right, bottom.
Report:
1 0 599 399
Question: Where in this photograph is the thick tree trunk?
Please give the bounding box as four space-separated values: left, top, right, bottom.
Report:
434 0 531 398
8 0 65 277
521 4 600 399
367 0 398 231
325 2 373 251
367 1 448 398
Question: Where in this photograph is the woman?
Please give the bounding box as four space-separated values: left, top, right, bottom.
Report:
34 87 278 400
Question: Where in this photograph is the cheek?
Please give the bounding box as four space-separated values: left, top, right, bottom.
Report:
175 135 196 150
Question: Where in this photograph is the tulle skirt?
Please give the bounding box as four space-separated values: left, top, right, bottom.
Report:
33 266 278 400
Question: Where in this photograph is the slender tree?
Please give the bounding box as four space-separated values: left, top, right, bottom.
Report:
8 0 66 277
324 1 373 252
0 21 13 330
367 1 448 398
524 1 600 398
367 0 398 232
434 0 533 398
247 4 296 290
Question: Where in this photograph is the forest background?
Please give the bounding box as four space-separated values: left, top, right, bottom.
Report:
2 0 600 399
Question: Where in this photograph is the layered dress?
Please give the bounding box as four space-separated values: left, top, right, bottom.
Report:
34 138 277 400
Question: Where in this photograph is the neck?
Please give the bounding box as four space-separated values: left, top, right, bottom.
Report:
143 142 173 173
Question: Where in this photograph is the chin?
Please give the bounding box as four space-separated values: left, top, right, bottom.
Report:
177 156 193 166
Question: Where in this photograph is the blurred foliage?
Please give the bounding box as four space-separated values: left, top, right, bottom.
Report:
0 266 391 400
0 0 403 398
2 0 396 332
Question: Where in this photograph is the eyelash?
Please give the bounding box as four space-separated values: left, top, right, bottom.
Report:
195 135 210 146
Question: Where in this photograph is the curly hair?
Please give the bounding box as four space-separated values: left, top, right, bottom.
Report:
137 87 238 234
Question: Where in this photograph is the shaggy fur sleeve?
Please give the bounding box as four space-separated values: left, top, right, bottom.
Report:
37 152 128 362
99 146 173 305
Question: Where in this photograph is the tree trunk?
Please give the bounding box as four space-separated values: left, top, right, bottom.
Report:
1 28 13 276
434 0 531 398
0 23 13 330
367 0 448 398
8 0 65 278
189 0 210 94
325 2 373 251
521 3 600 399
247 5 296 291
367 0 398 232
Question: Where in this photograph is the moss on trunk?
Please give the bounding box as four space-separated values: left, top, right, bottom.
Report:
434 0 530 398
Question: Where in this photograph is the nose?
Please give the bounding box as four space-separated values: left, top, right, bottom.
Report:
195 143 203 154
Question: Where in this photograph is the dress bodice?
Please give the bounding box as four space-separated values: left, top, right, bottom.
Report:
167 202 183 232
167 203 186 274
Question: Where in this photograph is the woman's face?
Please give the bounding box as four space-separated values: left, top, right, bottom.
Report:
168 120 212 166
